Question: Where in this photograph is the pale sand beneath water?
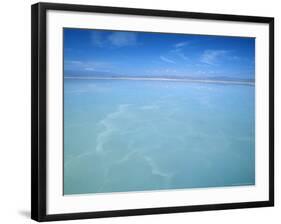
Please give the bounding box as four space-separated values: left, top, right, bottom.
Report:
64 76 254 86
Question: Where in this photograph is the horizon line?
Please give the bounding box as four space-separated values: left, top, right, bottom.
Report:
64 76 255 86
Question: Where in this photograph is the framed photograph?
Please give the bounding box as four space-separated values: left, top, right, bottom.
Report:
31 2 274 222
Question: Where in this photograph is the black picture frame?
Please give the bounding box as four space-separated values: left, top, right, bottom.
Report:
31 2 274 222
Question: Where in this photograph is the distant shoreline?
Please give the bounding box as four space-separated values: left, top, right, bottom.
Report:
64 76 255 86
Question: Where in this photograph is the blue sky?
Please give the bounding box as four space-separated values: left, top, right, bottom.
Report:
64 28 255 80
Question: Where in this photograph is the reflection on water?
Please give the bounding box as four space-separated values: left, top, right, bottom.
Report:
64 79 255 195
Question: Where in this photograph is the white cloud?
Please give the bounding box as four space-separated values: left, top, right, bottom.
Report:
65 60 111 71
108 32 137 47
177 52 189 61
170 43 189 61
174 41 189 48
146 68 180 76
160 56 175 64
200 50 227 65
91 31 138 47
169 50 189 61
66 60 82 65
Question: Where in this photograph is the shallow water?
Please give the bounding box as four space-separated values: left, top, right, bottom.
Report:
63 79 255 195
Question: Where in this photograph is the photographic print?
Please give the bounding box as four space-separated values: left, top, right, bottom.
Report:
31 3 274 221
63 29 255 195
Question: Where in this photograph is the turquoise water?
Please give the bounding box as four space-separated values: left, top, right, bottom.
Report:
63 79 255 195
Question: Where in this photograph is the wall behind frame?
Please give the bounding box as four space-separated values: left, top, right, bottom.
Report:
0 0 279 223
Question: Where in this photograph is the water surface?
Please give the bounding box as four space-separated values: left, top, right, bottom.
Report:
64 79 255 195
